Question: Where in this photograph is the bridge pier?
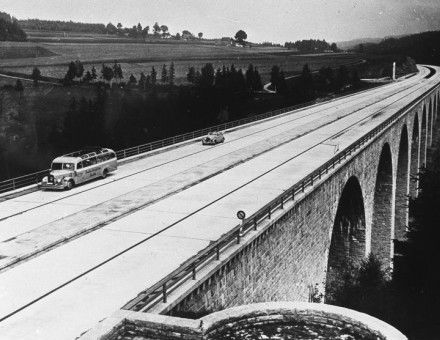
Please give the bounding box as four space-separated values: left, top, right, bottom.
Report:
394 126 410 241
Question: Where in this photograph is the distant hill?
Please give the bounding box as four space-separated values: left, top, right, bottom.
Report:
337 38 383 50
359 30 440 66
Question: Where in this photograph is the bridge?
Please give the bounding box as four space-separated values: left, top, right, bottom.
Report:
0 65 439 339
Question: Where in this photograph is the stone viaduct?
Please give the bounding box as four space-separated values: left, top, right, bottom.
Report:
161 88 440 317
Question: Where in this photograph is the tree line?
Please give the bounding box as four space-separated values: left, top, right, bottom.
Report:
268 63 361 102
0 11 27 41
46 60 364 155
284 39 338 53
18 18 204 41
46 61 266 151
356 30 440 66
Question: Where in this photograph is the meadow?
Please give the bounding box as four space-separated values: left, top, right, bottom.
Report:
0 41 361 83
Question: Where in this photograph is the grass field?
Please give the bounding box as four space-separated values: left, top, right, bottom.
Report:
0 41 362 83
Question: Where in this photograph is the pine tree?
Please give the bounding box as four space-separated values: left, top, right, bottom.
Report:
139 72 147 89
83 71 92 83
169 62 175 85
187 66 196 83
129 74 137 85
254 67 263 91
31 67 41 87
151 67 157 85
91 66 97 80
270 65 281 92
161 64 168 83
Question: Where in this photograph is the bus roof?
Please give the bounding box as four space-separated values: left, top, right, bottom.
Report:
52 148 114 163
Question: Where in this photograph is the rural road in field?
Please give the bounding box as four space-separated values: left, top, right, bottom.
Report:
0 65 437 340
0 72 61 86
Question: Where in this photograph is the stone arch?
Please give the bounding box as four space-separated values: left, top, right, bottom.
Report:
326 176 366 292
410 114 420 198
420 105 427 167
435 94 438 123
371 143 393 267
394 125 409 241
427 100 433 146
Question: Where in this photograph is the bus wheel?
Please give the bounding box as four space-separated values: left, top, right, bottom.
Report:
66 180 74 190
102 169 108 179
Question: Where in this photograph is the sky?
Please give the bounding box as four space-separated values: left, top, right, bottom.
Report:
2 0 440 43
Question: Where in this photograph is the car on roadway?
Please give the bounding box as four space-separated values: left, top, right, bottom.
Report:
202 131 225 145
40 148 117 190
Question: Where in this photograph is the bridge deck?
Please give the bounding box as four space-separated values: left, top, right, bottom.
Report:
0 66 438 339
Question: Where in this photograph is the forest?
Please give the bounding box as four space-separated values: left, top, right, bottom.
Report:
357 30 440 66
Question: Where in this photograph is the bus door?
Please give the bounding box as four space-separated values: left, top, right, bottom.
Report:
75 161 86 184
85 157 99 180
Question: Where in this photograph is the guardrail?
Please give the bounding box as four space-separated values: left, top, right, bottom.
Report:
122 82 439 313
0 169 50 195
0 100 316 195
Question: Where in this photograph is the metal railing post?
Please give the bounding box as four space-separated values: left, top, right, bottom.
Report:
162 283 167 303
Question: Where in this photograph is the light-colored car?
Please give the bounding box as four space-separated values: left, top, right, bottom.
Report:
41 148 117 190
202 131 225 145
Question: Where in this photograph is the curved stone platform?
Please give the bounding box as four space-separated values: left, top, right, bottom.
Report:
82 302 406 340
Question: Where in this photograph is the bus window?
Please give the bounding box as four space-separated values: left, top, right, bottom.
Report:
83 159 91 167
63 163 75 170
52 162 62 170
77 162 83 169
89 157 97 165
110 152 116 159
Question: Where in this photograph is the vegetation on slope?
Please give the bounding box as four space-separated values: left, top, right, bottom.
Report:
328 130 440 340
356 30 440 66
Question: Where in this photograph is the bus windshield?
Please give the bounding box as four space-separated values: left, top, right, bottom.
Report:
52 163 75 170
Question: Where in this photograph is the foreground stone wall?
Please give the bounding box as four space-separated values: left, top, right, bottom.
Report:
82 302 407 340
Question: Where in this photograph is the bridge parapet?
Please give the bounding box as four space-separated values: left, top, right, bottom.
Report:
122 78 440 315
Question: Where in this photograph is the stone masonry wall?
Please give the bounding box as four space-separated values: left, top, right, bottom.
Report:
167 95 436 317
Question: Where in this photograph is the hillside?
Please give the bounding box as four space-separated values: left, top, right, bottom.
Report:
337 37 383 50
356 30 440 66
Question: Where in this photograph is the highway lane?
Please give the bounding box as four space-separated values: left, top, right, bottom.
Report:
0 71 431 269
0 66 438 339
0 67 429 245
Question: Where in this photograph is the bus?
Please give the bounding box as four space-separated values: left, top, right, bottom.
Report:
41 148 117 190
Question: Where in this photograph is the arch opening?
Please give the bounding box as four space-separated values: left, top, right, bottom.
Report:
427 101 432 146
420 106 427 167
394 125 409 241
326 176 366 295
410 114 420 198
371 143 393 267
